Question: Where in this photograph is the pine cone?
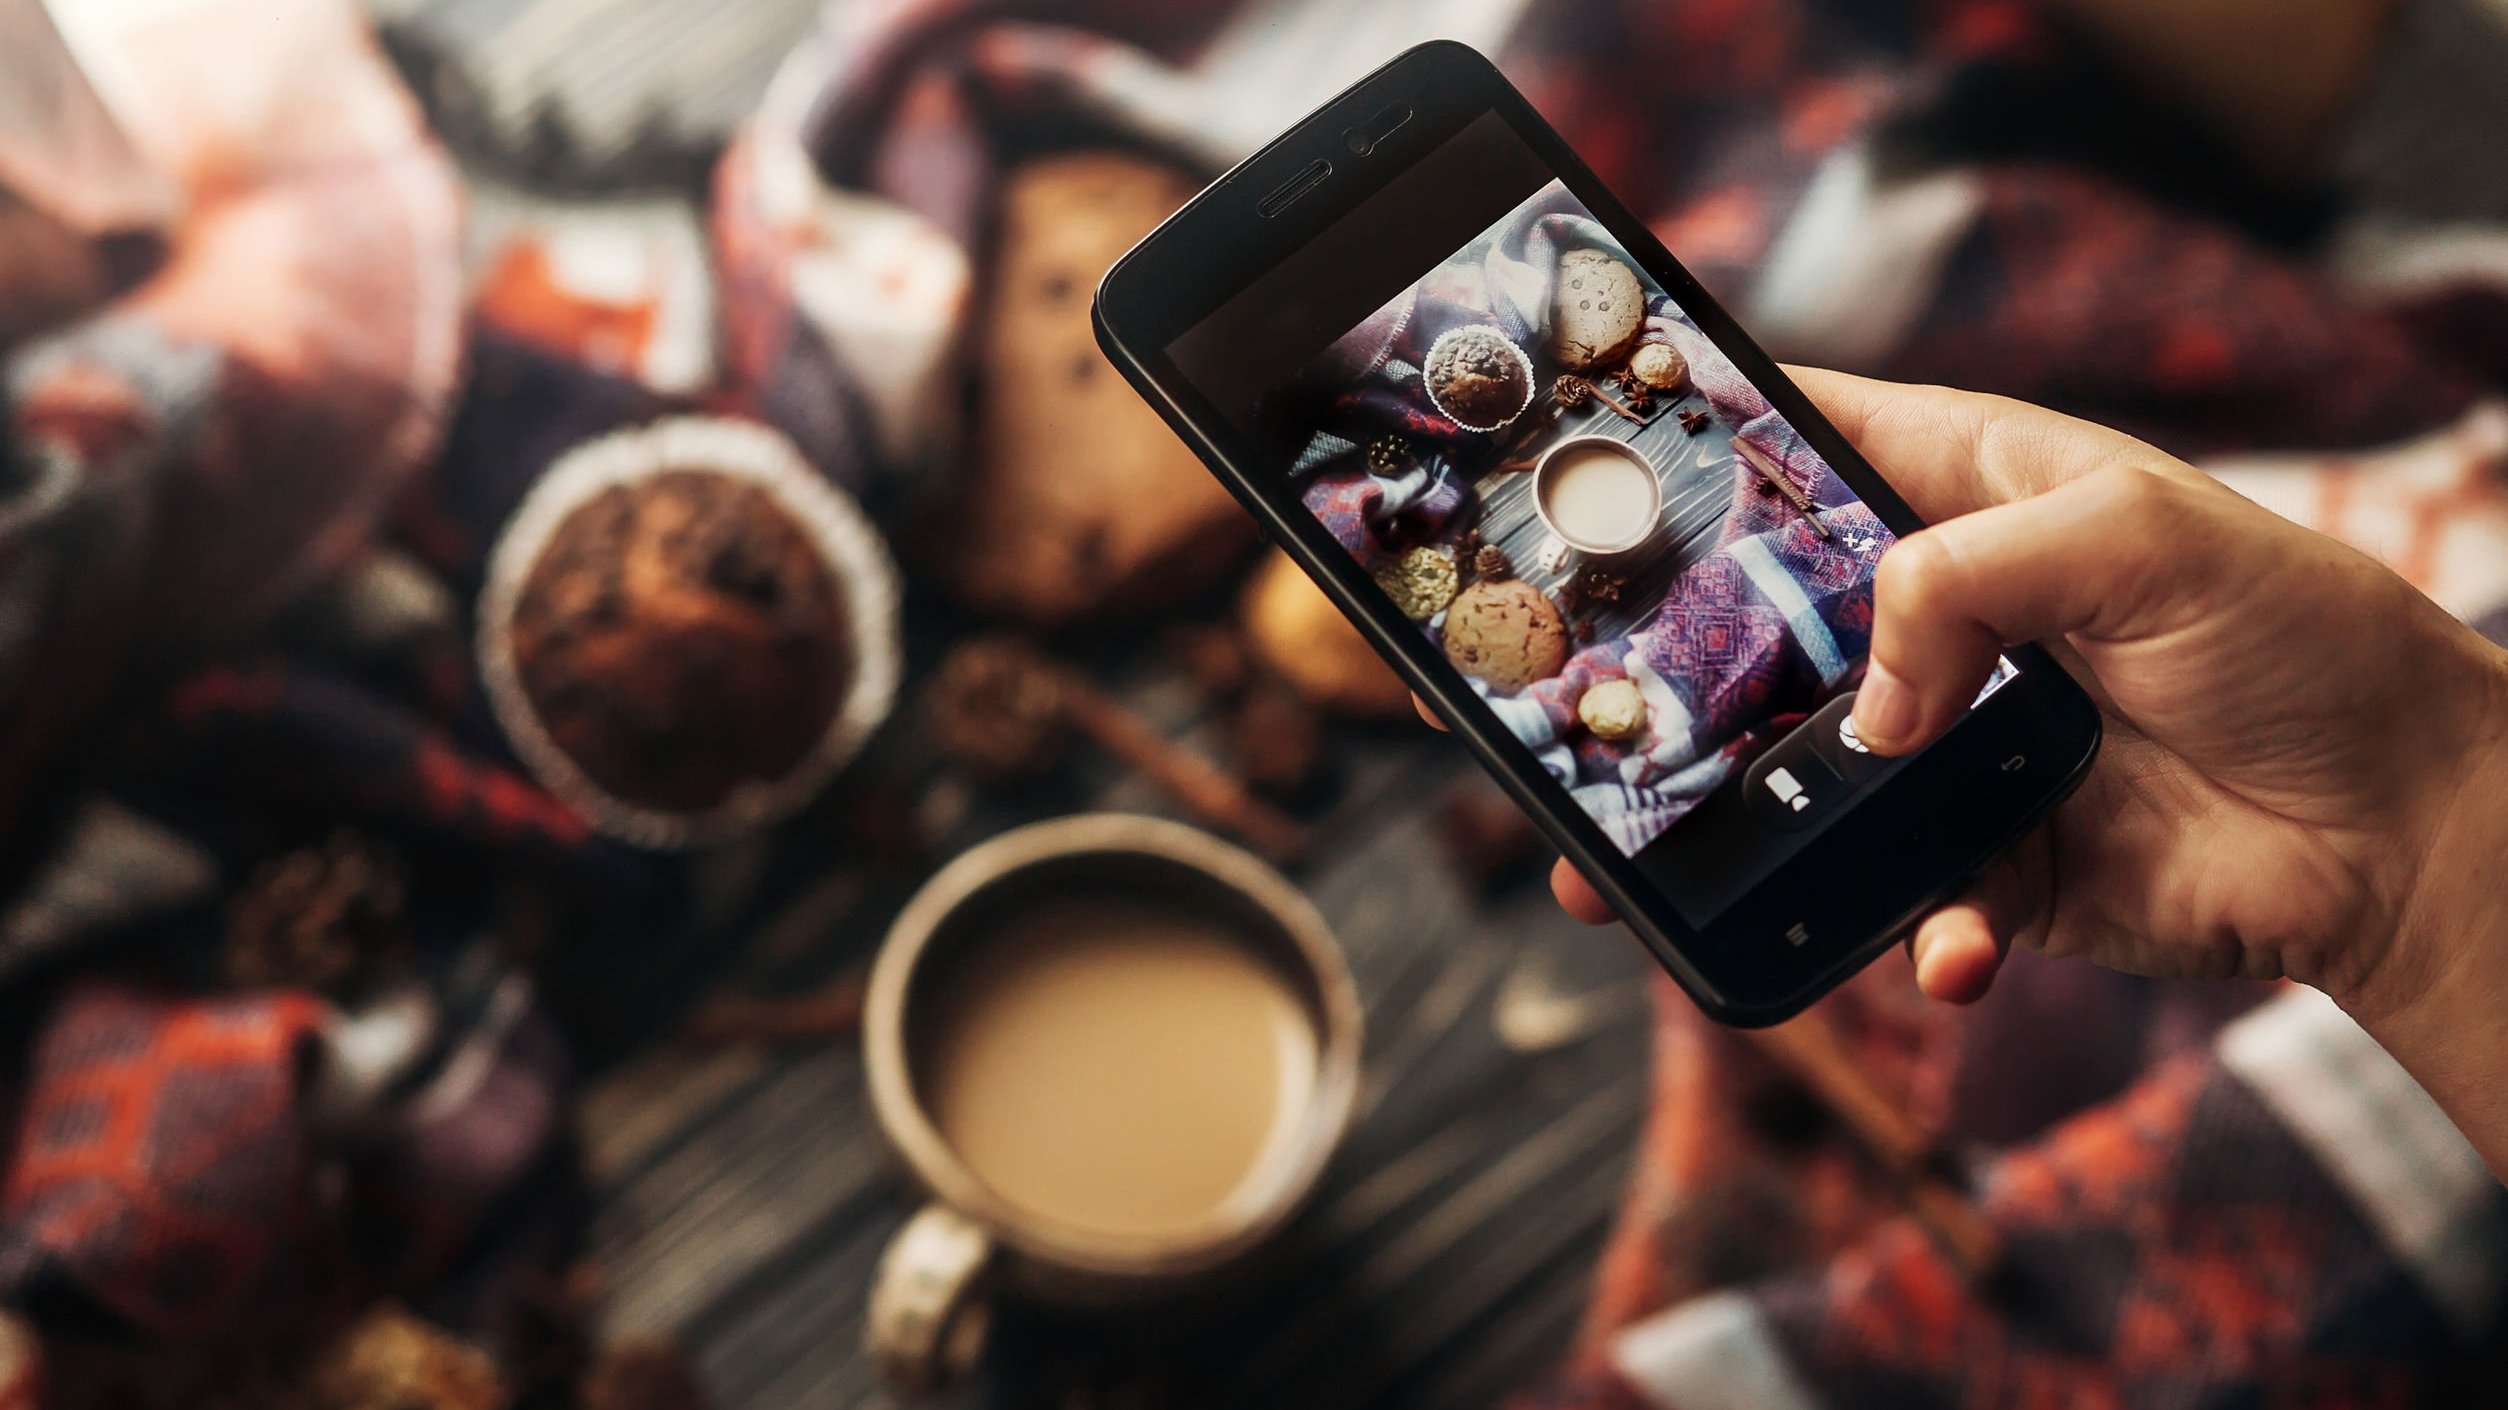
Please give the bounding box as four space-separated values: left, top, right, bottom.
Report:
226 833 409 998
1472 545 1513 582
1552 375 1592 408
927 638 1070 779
1366 435 1411 475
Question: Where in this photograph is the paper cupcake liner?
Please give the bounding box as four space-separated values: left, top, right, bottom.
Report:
1423 325 1534 434
478 416 903 849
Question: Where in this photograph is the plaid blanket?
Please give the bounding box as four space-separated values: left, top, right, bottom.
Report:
2 0 2507 1403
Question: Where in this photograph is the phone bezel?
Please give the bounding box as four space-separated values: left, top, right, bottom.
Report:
1094 41 2101 1024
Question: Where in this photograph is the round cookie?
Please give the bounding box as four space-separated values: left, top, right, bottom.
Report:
1442 579 1570 693
1628 341 1689 392
1578 678 1649 742
1548 250 1644 370
1423 325 1534 431
1374 545 1460 622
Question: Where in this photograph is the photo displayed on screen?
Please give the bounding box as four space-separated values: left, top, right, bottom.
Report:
1248 179 2003 859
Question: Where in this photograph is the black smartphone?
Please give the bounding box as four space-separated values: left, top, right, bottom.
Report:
1093 41 2101 1025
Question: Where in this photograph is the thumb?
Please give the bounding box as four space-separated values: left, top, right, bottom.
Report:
1852 463 2223 754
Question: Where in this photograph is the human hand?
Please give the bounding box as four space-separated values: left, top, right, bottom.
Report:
1434 371 2508 1028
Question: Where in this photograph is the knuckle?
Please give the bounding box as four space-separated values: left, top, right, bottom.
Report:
2079 461 2182 532
1876 530 1960 610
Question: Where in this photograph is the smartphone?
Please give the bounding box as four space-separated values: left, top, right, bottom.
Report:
1093 41 2102 1025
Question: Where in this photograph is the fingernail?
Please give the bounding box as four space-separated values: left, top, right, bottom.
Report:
1855 664 1920 752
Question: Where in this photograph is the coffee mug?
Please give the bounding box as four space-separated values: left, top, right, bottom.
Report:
862 814 1364 1395
1533 435 1664 558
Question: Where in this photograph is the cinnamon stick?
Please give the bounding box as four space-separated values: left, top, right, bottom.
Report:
929 639 1310 863
1054 670 1309 863
1733 439 1834 539
1555 374 1647 426
680 974 869 1046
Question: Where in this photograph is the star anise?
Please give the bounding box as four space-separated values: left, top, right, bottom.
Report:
1567 566 1626 611
1678 408 1712 435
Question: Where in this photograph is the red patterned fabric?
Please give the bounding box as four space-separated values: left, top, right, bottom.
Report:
0 987 327 1338
0 0 2502 1401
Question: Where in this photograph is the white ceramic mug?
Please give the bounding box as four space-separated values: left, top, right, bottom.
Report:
1532 435 1664 558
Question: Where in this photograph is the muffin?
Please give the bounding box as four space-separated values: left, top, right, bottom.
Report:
1423 325 1533 432
1442 580 1570 692
481 418 900 847
1548 250 1644 370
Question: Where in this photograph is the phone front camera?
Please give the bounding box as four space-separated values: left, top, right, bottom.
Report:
1343 130 1373 157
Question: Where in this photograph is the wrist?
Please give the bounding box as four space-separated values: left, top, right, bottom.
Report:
2343 637 2508 1179
2347 634 2508 1030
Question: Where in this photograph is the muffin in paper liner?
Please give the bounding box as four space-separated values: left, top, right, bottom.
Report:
1422 325 1534 433
478 417 902 849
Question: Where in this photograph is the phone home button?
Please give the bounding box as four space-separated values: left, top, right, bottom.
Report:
1808 692 1895 782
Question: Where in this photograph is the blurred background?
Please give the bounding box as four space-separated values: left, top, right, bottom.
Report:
2 0 2507 1407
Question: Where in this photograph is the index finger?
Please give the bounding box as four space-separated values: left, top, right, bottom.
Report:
1784 368 2155 523
1413 692 1446 731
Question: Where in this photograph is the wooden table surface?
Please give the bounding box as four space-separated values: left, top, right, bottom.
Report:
571 677 1653 1410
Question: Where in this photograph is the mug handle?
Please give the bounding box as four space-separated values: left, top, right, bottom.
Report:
866 1203 995 1396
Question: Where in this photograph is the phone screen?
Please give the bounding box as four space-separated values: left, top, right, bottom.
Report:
1166 114 2010 924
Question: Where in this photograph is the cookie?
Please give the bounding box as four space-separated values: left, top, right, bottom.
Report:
1548 250 1644 370
1628 341 1689 392
1373 545 1460 621
1242 550 1412 718
1578 678 1649 741
1441 579 1570 692
1424 325 1533 432
951 153 1249 623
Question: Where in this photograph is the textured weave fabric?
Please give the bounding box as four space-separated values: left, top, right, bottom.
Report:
2 0 2506 1402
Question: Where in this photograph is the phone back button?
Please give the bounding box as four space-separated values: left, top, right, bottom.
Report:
1742 743 1845 832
